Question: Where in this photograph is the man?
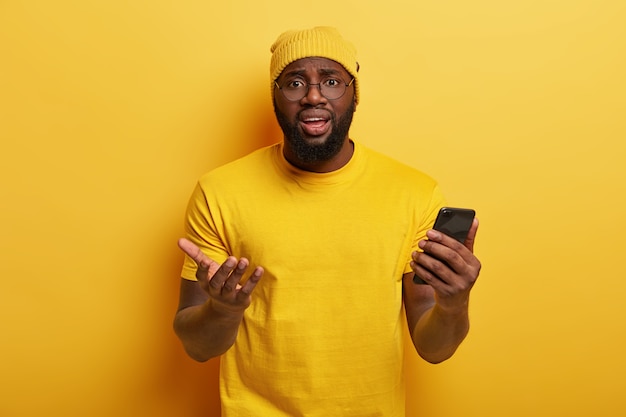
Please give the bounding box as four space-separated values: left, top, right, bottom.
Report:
173 26 481 417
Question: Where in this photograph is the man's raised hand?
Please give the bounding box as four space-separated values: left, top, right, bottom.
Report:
178 238 264 313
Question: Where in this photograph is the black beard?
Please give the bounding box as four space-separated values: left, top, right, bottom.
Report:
274 101 355 164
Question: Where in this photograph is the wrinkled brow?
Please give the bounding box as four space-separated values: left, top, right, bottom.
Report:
281 67 343 79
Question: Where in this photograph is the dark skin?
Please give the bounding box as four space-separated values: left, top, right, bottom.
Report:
276 57 357 173
404 221 481 363
173 57 481 363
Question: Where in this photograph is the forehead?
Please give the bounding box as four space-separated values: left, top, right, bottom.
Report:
279 57 350 79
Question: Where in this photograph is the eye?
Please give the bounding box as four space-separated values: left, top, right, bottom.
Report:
323 78 342 88
285 79 305 89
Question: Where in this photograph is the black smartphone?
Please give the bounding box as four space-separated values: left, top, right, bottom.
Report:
432 207 476 243
413 207 475 284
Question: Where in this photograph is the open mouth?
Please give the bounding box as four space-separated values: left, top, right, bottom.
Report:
299 112 331 137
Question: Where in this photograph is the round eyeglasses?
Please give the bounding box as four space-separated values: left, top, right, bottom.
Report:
275 78 355 101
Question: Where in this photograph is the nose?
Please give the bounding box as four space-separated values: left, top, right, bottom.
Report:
301 83 327 105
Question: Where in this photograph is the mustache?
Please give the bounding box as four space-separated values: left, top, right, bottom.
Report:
273 101 355 164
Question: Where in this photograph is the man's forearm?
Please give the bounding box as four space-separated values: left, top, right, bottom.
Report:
173 301 244 362
411 304 470 364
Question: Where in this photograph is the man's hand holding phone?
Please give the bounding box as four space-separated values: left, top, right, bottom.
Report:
412 208 481 298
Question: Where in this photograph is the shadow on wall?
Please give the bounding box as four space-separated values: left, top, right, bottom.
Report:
153 90 282 416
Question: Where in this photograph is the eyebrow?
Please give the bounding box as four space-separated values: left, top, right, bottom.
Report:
281 68 344 79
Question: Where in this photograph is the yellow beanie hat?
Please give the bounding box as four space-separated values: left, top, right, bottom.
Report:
270 26 360 104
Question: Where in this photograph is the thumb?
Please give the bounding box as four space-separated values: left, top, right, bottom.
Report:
463 218 479 253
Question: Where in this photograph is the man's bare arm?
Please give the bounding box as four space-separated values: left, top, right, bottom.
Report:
403 219 481 363
173 238 264 362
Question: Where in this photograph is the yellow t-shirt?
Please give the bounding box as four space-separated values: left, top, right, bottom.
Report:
181 141 444 417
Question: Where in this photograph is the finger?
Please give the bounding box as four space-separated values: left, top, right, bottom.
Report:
425 229 465 251
415 249 454 280
411 259 449 288
178 238 214 269
417 238 481 293
463 218 479 252
237 266 264 299
423 230 475 267
421 242 467 279
208 256 238 291
221 258 249 293
178 238 221 284
412 251 448 282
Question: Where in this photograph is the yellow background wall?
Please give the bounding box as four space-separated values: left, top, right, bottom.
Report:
1 1 625 416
